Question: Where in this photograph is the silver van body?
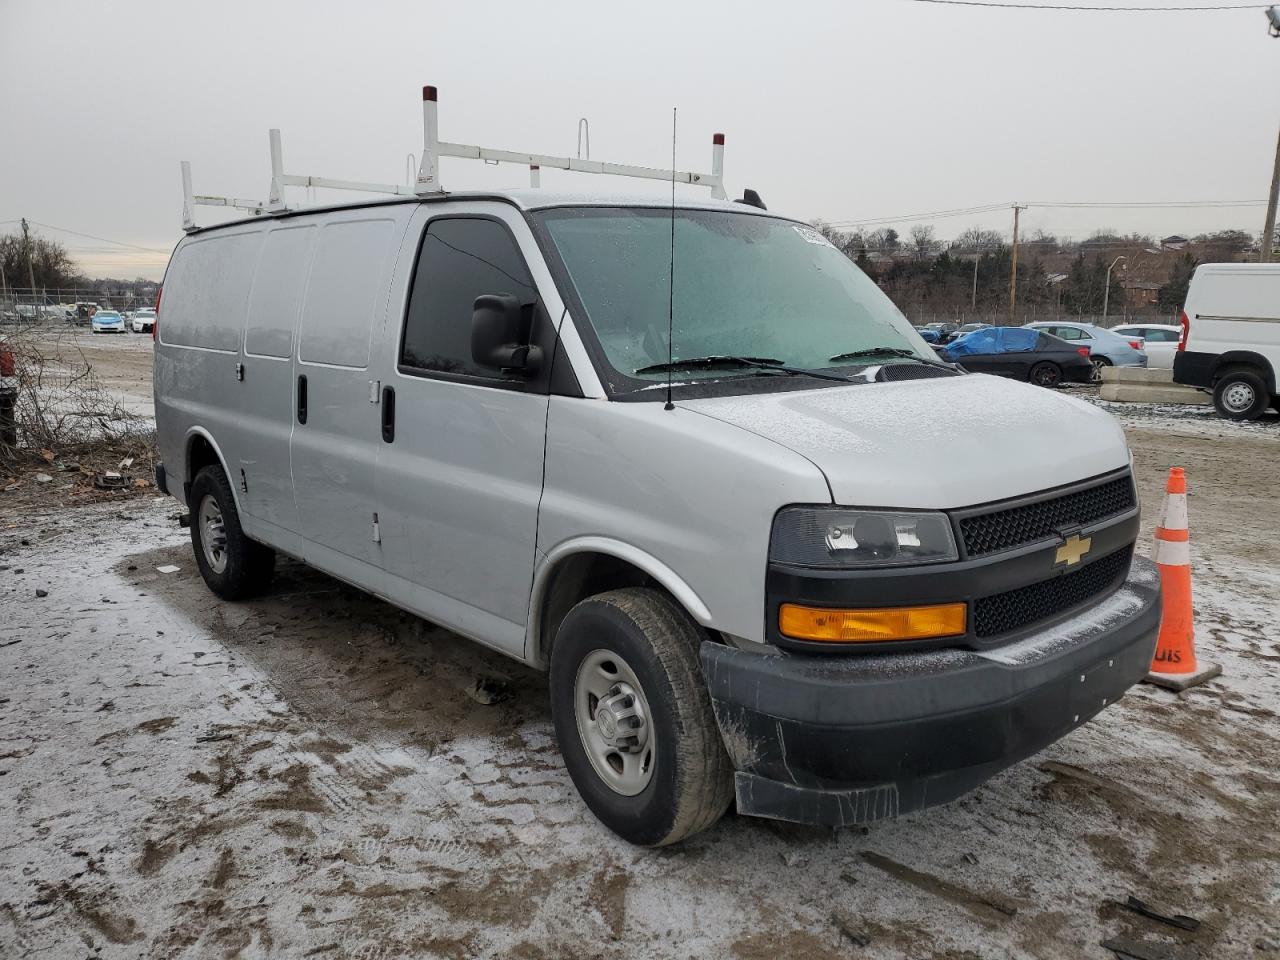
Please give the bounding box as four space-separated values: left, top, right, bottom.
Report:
155 190 1161 844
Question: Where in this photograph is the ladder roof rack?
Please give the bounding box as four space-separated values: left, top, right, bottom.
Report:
181 85 728 232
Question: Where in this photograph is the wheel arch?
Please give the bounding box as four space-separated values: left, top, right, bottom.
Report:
526 539 713 670
182 427 243 515
1212 351 1277 393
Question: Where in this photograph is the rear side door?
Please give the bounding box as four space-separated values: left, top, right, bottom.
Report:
234 223 316 538
290 211 411 574
373 205 557 657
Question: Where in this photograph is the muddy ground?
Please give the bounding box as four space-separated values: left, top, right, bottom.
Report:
1 397 1278 959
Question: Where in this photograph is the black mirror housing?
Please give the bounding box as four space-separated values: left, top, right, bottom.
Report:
471 293 542 376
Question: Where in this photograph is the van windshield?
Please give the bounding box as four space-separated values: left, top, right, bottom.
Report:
533 207 930 393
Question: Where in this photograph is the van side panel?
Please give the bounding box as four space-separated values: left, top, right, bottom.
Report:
290 214 407 569
154 228 264 508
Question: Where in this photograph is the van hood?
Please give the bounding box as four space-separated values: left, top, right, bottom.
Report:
680 373 1130 509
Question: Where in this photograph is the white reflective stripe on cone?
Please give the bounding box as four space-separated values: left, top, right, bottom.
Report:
1160 492 1189 531
1154 537 1191 567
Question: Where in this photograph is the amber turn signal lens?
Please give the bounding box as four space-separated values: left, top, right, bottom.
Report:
778 602 966 643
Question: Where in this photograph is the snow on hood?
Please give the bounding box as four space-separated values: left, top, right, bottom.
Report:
680 373 1130 509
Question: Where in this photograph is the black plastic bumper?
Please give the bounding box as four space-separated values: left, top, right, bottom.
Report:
1173 350 1215 389
701 556 1161 828
154 462 168 496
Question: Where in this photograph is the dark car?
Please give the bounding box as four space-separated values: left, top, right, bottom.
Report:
923 321 959 343
937 326 1092 387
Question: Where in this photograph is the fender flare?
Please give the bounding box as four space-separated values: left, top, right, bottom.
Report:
525 536 713 667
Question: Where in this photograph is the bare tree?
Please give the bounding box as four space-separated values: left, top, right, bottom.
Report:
909 225 939 258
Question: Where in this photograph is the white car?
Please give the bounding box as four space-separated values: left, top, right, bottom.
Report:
131 308 156 334
1110 323 1181 370
90 310 126 333
1173 263 1280 419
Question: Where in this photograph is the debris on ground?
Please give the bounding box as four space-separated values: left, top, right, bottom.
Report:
831 912 872 947
465 676 511 705
1119 894 1202 931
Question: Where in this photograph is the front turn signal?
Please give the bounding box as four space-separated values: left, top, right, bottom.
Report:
779 602 966 643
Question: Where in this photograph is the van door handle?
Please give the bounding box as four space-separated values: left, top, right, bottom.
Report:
381 386 395 443
297 374 308 424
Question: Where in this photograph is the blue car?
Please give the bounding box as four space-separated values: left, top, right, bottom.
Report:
915 328 941 344
1024 322 1147 382
91 310 126 334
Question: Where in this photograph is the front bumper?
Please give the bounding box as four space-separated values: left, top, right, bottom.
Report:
701 555 1160 828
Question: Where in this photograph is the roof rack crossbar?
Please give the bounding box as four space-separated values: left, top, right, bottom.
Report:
416 86 726 199
180 84 728 231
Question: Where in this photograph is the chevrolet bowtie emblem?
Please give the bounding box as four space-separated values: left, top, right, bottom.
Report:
1055 534 1092 567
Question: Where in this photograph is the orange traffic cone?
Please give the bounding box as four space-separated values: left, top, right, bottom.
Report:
1144 467 1221 692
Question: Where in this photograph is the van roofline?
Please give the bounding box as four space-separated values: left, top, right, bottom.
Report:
180 189 788 237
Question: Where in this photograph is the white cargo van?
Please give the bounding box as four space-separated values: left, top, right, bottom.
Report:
1173 263 1280 419
155 98 1161 844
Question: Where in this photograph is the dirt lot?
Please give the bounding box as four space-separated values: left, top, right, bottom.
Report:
1 399 1278 959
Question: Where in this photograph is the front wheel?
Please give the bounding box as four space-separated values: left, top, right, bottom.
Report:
189 465 275 600
1029 361 1062 388
1212 369 1270 421
549 588 734 846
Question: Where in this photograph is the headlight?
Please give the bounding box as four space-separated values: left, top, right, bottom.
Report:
770 507 958 568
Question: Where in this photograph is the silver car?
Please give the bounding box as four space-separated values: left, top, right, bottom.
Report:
1025 322 1148 382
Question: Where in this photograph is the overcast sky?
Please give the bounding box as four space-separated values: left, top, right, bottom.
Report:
2 0 1279 280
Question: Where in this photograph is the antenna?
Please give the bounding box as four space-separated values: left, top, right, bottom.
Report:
665 107 677 412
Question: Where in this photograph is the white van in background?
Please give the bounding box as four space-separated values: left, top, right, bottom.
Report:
1173 263 1280 420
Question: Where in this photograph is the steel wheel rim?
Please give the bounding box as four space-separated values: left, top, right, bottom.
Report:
574 649 656 797
198 494 229 575
1090 359 1106 383
1222 381 1255 413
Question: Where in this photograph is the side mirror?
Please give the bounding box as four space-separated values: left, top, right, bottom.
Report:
471 293 542 377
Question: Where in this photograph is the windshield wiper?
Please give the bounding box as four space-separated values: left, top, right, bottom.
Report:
828 346 957 371
635 355 852 382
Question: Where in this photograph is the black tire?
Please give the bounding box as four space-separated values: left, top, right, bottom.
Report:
1029 361 1062 388
189 465 275 600
1212 368 1270 421
549 587 734 846
1089 356 1110 383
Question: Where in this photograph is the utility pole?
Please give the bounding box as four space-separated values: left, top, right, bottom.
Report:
1008 205 1025 325
1261 122 1280 262
1261 9 1280 260
20 218 37 295
1103 255 1126 320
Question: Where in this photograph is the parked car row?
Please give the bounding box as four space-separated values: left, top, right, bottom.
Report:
920 320 1149 388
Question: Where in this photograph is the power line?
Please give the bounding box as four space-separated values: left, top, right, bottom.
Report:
22 220 171 254
905 0 1264 11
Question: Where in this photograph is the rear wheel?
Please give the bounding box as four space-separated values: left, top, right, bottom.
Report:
1212 368 1270 421
1029 361 1062 388
549 588 734 846
1089 356 1111 383
189 465 275 599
